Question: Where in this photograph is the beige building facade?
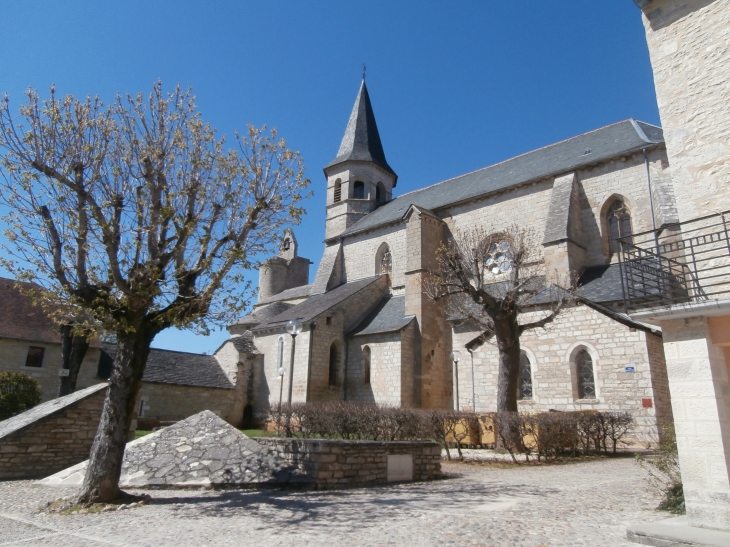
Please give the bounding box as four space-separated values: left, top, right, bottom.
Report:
630 0 730 532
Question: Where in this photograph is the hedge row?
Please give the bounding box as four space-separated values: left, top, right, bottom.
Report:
0 372 42 421
265 402 634 461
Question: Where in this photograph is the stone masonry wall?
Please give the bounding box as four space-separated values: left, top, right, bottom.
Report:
0 339 104 402
642 0 730 223
342 223 408 292
137 383 243 429
452 304 669 444
255 438 441 487
0 385 107 480
347 331 403 405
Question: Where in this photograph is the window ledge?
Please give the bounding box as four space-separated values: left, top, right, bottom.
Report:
574 398 600 404
517 399 535 404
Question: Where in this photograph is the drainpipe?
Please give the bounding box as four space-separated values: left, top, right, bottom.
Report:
643 148 658 234
343 337 350 401
305 321 316 401
467 347 476 412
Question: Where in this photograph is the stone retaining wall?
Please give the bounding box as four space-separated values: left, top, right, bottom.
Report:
0 383 111 480
255 438 441 487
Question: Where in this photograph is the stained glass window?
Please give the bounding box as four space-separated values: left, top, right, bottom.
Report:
608 200 632 253
485 240 513 275
576 350 596 399
380 249 392 274
518 352 533 400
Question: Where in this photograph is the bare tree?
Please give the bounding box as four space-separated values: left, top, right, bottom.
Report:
426 226 575 412
0 83 309 503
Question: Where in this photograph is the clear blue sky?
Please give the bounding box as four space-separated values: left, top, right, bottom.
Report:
0 1 658 354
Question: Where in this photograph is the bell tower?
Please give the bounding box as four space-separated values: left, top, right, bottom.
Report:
323 80 397 241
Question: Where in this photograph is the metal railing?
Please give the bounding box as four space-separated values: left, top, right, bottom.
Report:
618 210 730 312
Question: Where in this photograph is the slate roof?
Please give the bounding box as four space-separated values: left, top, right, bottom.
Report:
347 296 415 337
229 332 258 354
254 275 386 330
256 284 312 305
101 344 234 390
235 301 295 328
337 119 663 240
578 264 625 303
0 277 102 347
325 80 397 180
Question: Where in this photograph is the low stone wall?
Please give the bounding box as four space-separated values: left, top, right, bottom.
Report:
255 438 441 487
0 383 110 480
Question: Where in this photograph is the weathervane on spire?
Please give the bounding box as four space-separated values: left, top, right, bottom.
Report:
362 63 367 81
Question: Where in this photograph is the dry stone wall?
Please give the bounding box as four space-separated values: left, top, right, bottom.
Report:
0 383 109 480
255 438 441 487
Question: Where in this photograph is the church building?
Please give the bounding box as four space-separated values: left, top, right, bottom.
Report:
229 80 676 444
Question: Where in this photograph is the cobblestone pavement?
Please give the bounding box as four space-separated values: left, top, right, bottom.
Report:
0 456 669 547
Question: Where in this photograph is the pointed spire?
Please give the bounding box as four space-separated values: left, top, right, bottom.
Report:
326 81 397 181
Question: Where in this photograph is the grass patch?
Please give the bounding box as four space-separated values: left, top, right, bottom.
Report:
134 429 152 439
241 428 279 438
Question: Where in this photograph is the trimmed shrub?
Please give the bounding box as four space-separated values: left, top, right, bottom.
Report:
0 371 42 420
265 403 635 463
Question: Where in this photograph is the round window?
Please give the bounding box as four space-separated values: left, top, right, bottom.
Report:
485 240 512 275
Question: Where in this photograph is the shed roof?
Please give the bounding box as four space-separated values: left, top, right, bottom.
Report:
254 275 386 330
347 295 414 337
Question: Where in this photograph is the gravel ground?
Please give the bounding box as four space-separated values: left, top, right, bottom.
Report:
0 456 669 547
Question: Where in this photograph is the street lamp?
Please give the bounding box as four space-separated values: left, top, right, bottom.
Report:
277 366 286 409
286 319 303 405
451 350 461 411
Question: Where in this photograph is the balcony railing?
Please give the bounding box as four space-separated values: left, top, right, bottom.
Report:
618 210 730 312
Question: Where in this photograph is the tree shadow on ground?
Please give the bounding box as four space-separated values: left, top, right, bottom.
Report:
138 478 556 531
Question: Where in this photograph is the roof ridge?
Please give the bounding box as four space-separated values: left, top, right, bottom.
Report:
398 119 642 199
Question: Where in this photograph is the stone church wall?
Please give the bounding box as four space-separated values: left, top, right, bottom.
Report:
452 304 668 444
347 332 403 405
0 338 104 402
342 222 407 291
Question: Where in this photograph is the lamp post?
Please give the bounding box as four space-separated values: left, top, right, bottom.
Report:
451 350 461 411
286 319 303 405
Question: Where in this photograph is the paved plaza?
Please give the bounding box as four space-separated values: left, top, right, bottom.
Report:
0 456 668 547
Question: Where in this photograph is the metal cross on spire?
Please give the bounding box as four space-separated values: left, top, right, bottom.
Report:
362 63 367 81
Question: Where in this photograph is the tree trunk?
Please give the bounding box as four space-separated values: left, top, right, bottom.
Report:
494 312 522 413
58 325 91 397
75 326 156 504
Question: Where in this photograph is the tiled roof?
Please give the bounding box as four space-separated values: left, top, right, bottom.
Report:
325 80 397 179
101 344 234 390
254 275 386 330
229 332 258 354
0 277 101 347
347 295 414 336
338 119 663 240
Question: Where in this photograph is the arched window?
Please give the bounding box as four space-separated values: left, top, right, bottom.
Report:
282 237 291 251
334 179 342 203
485 239 513 275
353 181 365 199
362 346 371 385
328 343 339 386
576 349 596 399
380 248 392 274
608 200 632 253
517 351 532 400
375 182 385 205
